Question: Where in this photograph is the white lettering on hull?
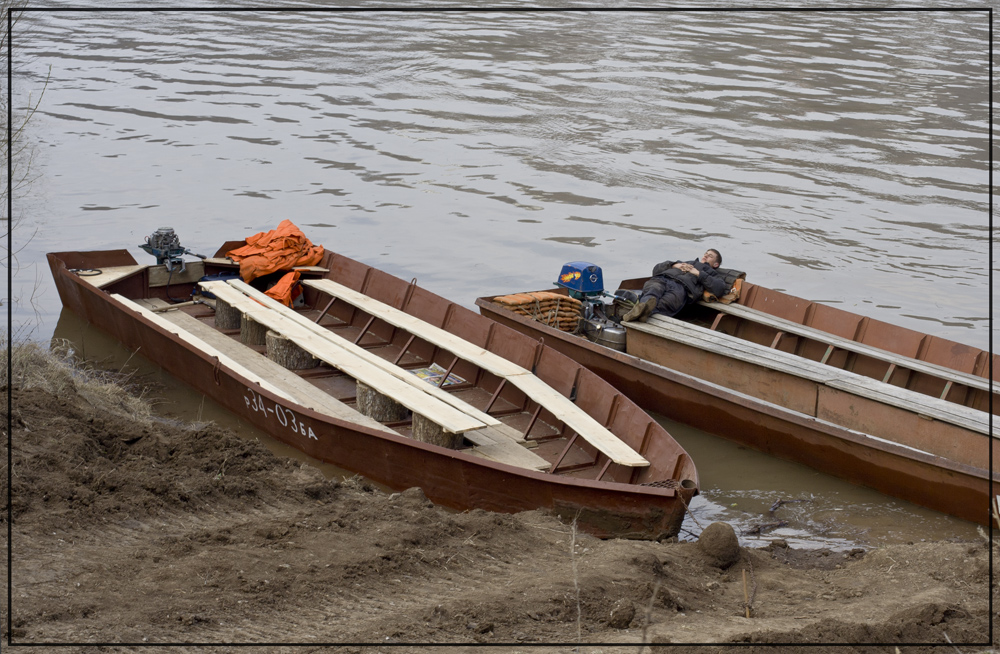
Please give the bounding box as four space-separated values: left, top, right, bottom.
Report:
244 388 318 440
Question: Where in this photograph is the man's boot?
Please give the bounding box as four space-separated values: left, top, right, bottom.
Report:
622 296 656 322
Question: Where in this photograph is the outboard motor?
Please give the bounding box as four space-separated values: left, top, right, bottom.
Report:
555 261 605 302
139 227 206 273
554 261 628 351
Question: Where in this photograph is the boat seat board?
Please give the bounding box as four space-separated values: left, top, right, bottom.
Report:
81 265 147 289
700 300 997 394
463 425 551 471
631 315 996 437
633 316 850 384
304 278 528 378
823 375 990 435
113 294 297 403
301 278 649 468
199 282 487 434
222 279 503 430
140 297 552 471
203 257 329 273
137 299 397 435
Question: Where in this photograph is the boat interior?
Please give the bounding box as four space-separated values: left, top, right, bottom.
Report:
56 247 696 491
617 278 997 416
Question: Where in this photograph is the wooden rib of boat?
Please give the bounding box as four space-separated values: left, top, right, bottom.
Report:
46 245 699 540
476 278 997 526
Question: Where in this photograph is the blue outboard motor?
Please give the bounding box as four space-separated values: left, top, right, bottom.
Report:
554 261 604 301
554 261 627 350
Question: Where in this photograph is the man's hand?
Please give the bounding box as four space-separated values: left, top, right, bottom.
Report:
672 262 700 277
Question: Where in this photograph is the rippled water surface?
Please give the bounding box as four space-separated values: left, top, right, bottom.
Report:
12 6 991 342
10 6 992 544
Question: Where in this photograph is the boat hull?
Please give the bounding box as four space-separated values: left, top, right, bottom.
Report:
47 250 696 540
477 295 995 526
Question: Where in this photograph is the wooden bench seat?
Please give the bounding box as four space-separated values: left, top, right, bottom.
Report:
218 280 556 470
630 315 995 437
203 257 329 273
113 295 304 406
301 278 649 468
223 279 503 431
463 425 550 472
699 300 997 395
82 265 147 289
200 282 489 435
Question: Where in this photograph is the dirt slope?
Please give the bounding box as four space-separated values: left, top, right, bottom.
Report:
3 381 994 652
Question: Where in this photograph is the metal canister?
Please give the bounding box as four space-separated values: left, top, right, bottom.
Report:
582 317 627 351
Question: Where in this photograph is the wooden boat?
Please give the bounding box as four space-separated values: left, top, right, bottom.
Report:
476 275 998 526
46 244 699 540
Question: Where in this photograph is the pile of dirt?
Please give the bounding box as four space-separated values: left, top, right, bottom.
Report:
2 354 995 651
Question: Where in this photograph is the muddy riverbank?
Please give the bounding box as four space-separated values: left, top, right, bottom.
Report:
3 342 994 650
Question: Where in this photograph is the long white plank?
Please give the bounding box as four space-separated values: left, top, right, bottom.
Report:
145 303 397 435
200 282 487 435
301 278 649 467
701 300 997 394
113 294 295 403
224 279 502 430
304 279 528 378
145 297 552 470
633 314 994 437
633 316 850 384
224 280 564 470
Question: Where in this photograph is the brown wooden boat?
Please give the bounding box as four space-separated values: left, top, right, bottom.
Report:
476 274 997 526
46 244 699 540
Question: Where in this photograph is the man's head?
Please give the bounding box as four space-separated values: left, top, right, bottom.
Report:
700 249 722 268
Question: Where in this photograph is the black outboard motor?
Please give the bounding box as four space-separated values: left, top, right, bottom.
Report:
139 227 206 273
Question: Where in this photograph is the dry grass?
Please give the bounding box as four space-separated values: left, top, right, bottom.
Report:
2 335 156 427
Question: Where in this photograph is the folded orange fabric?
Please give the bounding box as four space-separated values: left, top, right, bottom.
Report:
226 219 324 282
264 271 301 307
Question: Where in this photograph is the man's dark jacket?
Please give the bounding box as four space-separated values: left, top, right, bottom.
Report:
650 259 729 301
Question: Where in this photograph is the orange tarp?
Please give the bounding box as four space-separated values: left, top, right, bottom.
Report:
226 219 324 283
265 271 302 307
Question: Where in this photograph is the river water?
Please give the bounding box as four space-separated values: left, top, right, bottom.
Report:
10 5 992 546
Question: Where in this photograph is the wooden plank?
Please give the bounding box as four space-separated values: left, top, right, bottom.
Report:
148 261 206 288
203 257 328 273
463 425 550 471
112 294 294 403
144 298 550 470
701 300 997 394
633 316 848 384
634 314 994 437
148 304 397 435
825 375 995 437
301 278 649 468
81 265 146 289
200 281 487 435
223 279 502 430
303 278 527 378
